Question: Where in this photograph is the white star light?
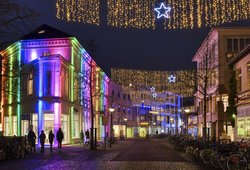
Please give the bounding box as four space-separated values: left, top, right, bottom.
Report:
150 87 155 92
168 75 176 83
153 93 157 98
154 3 171 19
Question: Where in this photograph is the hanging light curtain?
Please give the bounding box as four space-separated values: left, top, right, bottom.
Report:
55 0 249 29
56 0 100 25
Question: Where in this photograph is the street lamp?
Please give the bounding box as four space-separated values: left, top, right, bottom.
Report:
109 107 114 148
124 117 127 139
184 108 191 135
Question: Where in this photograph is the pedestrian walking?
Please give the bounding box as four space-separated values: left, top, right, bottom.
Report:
28 129 36 153
85 129 90 141
49 130 55 151
80 130 84 144
39 130 46 153
56 128 64 149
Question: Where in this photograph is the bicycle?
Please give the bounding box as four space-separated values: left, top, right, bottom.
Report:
227 147 250 170
83 139 104 150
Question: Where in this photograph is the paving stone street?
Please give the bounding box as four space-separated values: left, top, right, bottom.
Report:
0 139 210 170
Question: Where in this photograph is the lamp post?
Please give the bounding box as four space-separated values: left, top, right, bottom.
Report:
109 107 114 148
124 117 127 139
184 108 190 135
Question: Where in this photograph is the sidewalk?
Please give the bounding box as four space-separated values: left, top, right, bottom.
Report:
29 139 134 160
0 139 134 170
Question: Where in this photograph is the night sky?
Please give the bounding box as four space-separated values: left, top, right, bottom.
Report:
23 0 250 76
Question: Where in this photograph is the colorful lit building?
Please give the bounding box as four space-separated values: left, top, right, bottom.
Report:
192 27 250 141
228 45 250 140
0 24 109 144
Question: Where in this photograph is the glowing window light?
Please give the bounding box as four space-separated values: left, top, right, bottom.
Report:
54 103 60 146
154 3 171 19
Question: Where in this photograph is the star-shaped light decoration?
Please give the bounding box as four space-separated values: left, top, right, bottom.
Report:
150 87 155 92
154 2 171 19
153 93 157 98
168 75 176 83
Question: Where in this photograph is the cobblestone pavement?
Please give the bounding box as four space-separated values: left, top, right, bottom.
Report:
0 139 211 170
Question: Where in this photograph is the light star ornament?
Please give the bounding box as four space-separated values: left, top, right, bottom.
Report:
150 87 155 92
168 75 176 83
153 93 157 98
154 3 171 19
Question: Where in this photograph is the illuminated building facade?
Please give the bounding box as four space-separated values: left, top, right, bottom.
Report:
192 27 250 141
228 45 250 140
0 25 109 144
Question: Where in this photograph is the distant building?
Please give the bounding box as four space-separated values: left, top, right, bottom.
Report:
228 45 250 140
0 25 109 144
111 68 190 136
192 27 250 141
108 82 134 138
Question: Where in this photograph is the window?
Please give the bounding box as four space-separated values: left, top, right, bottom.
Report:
118 92 120 98
128 94 130 100
227 39 233 52
233 39 239 52
112 90 114 96
27 73 33 95
44 71 51 96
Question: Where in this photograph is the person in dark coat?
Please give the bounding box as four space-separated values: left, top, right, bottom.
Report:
85 129 90 141
56 128 64 149
39 130 46 153
49 130 55 151
28 129 36 153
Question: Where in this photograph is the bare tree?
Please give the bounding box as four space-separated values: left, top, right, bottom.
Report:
0 0 38 49
194 38 218 140
75 38 102 150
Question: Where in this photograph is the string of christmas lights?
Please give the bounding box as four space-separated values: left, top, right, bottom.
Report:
56 0 250 29
56 0 100 25
107 0 156 29
111 68 195 98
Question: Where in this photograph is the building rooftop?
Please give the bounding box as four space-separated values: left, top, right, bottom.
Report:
22 24 74 40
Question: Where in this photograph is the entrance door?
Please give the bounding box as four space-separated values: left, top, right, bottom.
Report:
44 114 54 144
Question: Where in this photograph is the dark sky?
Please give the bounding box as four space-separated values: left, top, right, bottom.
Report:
24 0 250 76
